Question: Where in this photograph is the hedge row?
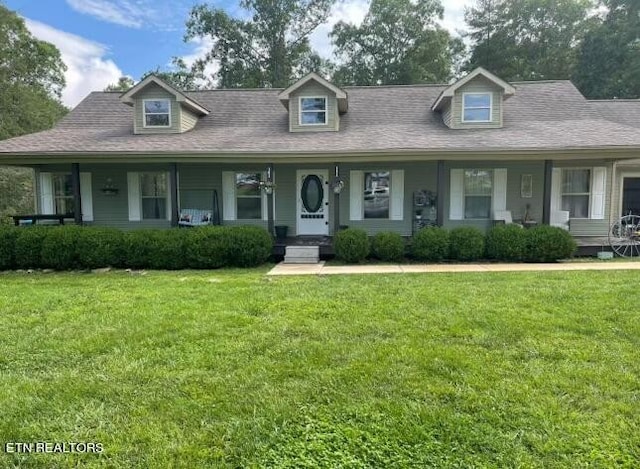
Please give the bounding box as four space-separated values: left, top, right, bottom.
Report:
334 225 577 264
0 225 272 270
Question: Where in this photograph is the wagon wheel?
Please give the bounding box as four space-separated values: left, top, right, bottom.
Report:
609 214 640 257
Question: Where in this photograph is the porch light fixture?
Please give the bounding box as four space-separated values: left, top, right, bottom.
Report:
100 178 119 196
330 177 345 194
259 180 275 195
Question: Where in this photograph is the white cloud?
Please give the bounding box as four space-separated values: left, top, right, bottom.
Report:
24 19 123 107
309 0 369 59
440 0 473 36
66 0 143 28
179 37 219 80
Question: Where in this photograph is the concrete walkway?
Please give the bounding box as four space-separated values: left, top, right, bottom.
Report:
267 260 640 276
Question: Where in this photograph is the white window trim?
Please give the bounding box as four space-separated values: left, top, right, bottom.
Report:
298 96 328 126
463 168 493 220
235 172 267 221
560 167 591 220
618 171 640 218
142 99 171 128
139 172 170 220
461 92 493 123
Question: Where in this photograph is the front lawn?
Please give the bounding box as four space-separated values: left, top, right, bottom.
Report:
0 270 638 467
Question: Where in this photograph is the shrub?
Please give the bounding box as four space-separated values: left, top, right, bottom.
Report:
225 226 273 267
524 225 577 262
411 227 449 262
485 224 527 261
148 229 189 270
334 228 370 263
75 227 124 269
14 226 50 269
372 231 405 262
0 226 18 270
123 229 156 269
449 226 485 261
185 226 230 269
41 226 85 270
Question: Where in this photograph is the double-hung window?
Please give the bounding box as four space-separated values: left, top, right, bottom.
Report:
235 173 262 219
464 169 492 219
140 172 168 219
143 99 171 127
52 173 74 215
561 169 590 218
462 93 492 122
363 171 390 219
299 97 327 125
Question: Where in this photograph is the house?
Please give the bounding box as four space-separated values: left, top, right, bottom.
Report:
1 68 639 252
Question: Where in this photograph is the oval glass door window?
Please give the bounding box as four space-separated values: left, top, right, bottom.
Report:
301 175 324 213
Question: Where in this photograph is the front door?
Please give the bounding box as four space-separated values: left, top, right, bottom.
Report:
622 177 640 216
297 170 329 235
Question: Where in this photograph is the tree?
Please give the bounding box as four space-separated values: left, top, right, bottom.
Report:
104 76 135 91
183 0 335 88
574 0 640 99
464 0 594 81
0 5 68 223
331 0 462 86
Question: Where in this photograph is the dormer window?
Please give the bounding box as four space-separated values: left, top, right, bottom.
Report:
299 97 327 125
143 99 171 127
462 93 492 122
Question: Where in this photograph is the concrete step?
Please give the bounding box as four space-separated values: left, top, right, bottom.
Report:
284 246 319 264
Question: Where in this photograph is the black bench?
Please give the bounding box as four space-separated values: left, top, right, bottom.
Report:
13 214 67 226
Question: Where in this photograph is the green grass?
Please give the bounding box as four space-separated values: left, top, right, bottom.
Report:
0 269 639 468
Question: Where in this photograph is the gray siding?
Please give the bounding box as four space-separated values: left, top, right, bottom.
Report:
340 162 438 236
451 76 503 129
134 83 181 134
289 82 339 132
442 103 452 128
442 161 545 231
180 108 199 132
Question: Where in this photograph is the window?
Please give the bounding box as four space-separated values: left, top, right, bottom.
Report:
464 169 492 219
299 97 327 125
236 173 262 219
462 93 492 122
52 173 74 215
140 172 167 219
561 169 590 218
364 171 390 219
143 99 171 127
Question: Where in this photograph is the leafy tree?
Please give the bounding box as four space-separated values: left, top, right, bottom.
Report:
574 0 640 99
464 0 594 81
0 5 68 222
104 76 135 91
142 58 205 90
183 0 335 88
331 0 462 85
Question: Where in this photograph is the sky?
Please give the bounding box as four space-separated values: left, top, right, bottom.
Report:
4 0 473 107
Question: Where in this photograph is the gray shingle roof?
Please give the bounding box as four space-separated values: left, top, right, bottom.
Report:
1 81 639 156
589 99 640 129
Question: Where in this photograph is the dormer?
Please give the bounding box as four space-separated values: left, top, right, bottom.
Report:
120 75 209 135
432 67 515 129
278 72 348 132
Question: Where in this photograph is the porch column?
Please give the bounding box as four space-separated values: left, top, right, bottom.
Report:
542 160 552 225
333 163 340 234
169 163 179 227
267 163 274 236
71 163 82 225
436 160 445 226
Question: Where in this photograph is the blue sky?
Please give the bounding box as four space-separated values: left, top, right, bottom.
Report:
5 0 470 107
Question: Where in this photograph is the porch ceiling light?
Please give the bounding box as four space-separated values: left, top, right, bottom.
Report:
330 177 345 194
